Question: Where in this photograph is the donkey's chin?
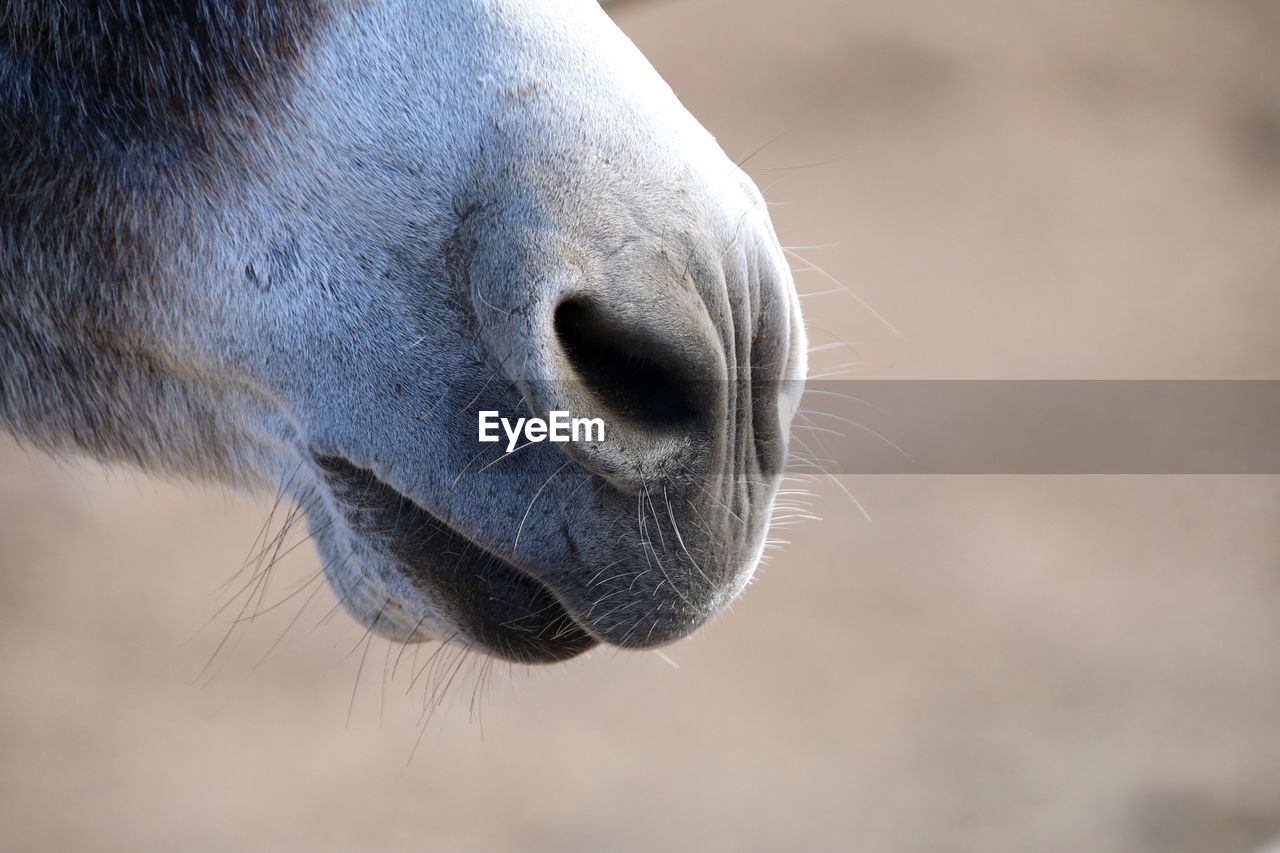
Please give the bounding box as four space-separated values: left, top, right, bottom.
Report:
310 455 597 664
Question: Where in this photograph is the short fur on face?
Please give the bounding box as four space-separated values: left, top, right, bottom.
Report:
0 0 807 662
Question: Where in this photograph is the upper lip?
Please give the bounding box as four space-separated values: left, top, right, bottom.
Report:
313 454 597 663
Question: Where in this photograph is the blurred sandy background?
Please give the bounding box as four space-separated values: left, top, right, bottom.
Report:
3 0 1280 850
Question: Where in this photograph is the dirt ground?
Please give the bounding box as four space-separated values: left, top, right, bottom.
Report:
2 0 1279 850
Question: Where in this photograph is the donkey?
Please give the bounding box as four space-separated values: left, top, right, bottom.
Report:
0 0 807 663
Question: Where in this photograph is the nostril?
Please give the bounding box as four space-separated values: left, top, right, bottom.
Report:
553 299 703 429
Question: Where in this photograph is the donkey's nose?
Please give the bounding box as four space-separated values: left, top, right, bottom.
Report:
462 217 786 493
536 286 729 489
552 298 713 433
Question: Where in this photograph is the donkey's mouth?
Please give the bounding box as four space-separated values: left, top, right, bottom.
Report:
313 455 597 664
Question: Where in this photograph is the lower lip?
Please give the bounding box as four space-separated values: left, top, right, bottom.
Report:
313 454 597 663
